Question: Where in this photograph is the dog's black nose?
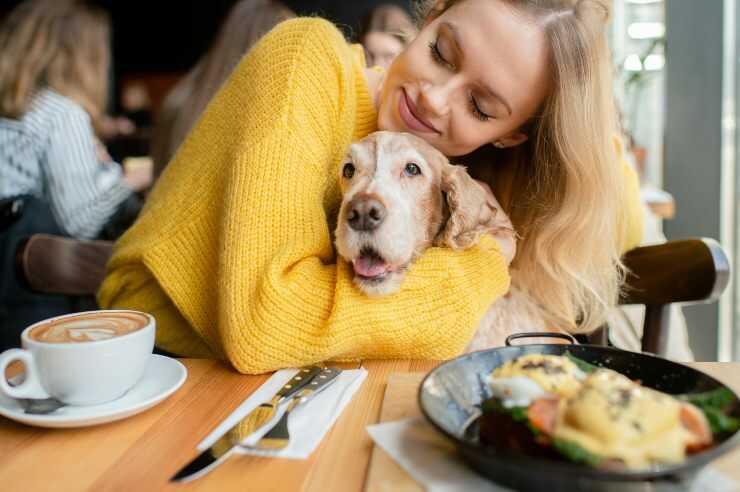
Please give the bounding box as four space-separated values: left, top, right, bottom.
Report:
347 196 386 231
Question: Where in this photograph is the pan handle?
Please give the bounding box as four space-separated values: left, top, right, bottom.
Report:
505 332 577 346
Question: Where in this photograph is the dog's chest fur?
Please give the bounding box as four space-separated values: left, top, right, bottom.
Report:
466 286 565 352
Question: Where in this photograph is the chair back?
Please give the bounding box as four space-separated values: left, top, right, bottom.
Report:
619 238 730 354
16 234 113 296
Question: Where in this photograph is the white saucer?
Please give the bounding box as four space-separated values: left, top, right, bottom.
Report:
0 354 187 428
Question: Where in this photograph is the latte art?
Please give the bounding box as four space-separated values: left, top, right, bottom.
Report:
29 312 149 343
68 327 118 341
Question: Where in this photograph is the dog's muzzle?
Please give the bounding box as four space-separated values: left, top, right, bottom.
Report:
347 195 386 232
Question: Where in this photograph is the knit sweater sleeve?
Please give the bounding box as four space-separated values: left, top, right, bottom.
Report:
614 136 644 253
100 19 510 373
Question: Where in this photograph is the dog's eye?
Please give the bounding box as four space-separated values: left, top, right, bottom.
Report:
404 163 421 177
342 163 355 179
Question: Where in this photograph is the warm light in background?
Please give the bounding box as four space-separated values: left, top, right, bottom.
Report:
623 54 643 72
623 53 665 72
628 21 666 40
643 53 665 71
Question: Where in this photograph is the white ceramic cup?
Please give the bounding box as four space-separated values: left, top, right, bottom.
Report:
0 310 155 406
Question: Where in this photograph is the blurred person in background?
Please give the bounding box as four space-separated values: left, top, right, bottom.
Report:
359 3 417 69
119 81 153 130
0 0 151 347
150 0 295 178
0 0 150 240
607 116 692 361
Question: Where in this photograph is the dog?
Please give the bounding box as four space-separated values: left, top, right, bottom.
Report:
334 130 515 296
334 131 548 350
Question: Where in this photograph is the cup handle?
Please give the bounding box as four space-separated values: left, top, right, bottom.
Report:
0 349 50 399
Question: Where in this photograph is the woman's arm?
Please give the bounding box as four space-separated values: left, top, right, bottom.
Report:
215 133 510 373
44 105 133 239
216 21 511 372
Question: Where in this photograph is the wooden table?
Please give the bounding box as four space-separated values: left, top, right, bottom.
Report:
1 360 739 491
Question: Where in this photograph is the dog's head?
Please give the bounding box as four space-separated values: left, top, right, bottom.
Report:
335 131 505 296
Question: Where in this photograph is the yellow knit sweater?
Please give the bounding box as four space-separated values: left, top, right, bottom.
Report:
98 18 510 373
98 18 642 374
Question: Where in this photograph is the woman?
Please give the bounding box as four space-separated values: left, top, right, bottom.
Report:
99 0 643 373
150 0 295 178
0 0 147 240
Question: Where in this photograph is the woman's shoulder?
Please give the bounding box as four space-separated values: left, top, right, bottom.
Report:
255 17 355 68
225 17 364 111
26 89 90 129
270 17 348 45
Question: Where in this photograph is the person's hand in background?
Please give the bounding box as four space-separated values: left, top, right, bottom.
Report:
94 137 113 163
97 115 136 140
122 156 154 192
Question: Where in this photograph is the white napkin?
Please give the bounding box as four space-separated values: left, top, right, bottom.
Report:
199 368 367 459
367 417 740 492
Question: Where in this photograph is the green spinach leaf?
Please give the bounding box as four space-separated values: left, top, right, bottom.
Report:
680 388 739 434
552 438 603 466
563 351 599 373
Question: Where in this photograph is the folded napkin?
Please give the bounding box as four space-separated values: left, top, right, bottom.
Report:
200 368 367 459
367 417 739 492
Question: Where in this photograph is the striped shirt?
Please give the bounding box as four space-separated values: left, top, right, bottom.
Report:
0 90 132 239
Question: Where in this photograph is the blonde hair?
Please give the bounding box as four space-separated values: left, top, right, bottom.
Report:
418 0 626 334
151 0 294 177
0 0 111 121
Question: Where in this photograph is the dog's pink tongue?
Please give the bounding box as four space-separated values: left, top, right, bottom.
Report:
354 256 388 277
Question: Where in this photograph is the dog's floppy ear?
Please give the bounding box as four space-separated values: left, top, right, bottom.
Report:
434 164 507 250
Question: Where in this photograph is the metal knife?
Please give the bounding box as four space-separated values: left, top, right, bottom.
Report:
170 365 323 482
246 366 342 450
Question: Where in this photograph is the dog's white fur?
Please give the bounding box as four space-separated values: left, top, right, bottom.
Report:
335 131 548 350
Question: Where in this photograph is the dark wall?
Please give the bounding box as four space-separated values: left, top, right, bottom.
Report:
1 1 413 74
100 0 238 74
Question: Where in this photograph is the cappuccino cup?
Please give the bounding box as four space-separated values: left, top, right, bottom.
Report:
0 310 155 406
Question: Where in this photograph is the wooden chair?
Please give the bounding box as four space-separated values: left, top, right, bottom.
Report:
15 234 113 296
619 237 730 355
14 235 732 356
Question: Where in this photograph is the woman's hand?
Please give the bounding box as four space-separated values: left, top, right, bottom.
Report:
475 179 517 265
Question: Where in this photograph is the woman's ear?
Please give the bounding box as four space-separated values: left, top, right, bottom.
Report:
493 131 528 149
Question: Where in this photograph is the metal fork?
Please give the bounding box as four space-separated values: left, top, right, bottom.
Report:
245 367 342 450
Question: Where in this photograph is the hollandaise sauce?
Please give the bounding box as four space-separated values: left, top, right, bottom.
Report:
483 354 716 470
552 369 695 468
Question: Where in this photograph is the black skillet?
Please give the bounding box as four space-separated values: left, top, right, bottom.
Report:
418 332 740 492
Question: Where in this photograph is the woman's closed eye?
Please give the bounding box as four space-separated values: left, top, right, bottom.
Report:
468 94 491 122
428 38 492 122
428 39 455 71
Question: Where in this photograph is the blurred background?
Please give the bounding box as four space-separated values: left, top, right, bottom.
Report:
0 0 737 361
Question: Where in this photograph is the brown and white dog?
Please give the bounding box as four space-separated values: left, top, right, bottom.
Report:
334 131 546 350
334 130 515 297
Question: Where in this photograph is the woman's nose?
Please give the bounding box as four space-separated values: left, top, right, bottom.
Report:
417 81 450 118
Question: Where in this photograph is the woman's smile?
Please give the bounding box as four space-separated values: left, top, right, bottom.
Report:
398 87 440 134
